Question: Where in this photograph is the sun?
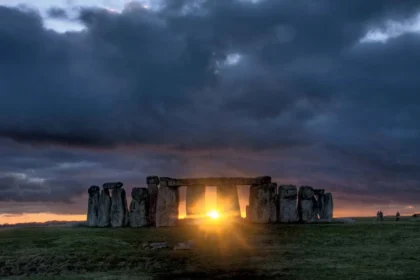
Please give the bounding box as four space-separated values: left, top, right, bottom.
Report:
207 210 220 219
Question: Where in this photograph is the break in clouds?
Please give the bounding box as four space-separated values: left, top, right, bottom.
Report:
1 0 420 217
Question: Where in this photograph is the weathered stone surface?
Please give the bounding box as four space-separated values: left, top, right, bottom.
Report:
217 185 241 217
110 188 129 227
156 186 179 227
186 185 206 218
248 184 271 223
158 177 271 187
98 189 111 227
129 188 149 227
278 185 299 223
148 183 159 226
87 186 100 227
269 183 277 223
146 176 160 185
323 192 333 221
246 205 250 220
314 190 325 219
103 182 123 189
298 186 317 223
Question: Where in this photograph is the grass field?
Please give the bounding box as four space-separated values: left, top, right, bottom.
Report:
0 216 419 279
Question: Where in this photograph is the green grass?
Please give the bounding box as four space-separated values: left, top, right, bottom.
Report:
1 217 419 279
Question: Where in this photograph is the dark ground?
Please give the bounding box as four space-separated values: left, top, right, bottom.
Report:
0 216 419 280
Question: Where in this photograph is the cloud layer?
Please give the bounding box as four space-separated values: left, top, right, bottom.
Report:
1 0 420 218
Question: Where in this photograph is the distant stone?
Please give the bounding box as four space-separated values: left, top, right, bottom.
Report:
323 193 333 221
130 188 149 227
269 183 277 223
103 182 123 189
186 185 206 218
298 186 317 223
278 185 299 223
248 184 271 223
110 188 129 227
98 189 111 227
147 179 159 226
87 186 100 227
174 240 195 250
156 186 179 227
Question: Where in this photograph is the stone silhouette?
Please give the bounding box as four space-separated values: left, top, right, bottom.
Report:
110 188 129 227
248 184 271 223
87 186 100 227
396 211 400 221
129 188 149 227
323 193 334 221
269 183 278 223
98 189 111 227
298 186 317 223
278 185 299 223
186 185 206 218
147 176 159 226
156 186 179 227
217 185 241 218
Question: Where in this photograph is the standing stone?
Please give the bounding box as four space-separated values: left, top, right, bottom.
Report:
147 176 159 226
130 188 149 227
110 188 129 227
314 189 325 219
156 186 179 227
269 183 277 223
98 189 112 227
248 184 271 223
323 192 333 221
186 185 206 218
298 186 317 223
87 186 100 227
217 185 241 218
278 185 299 223
245 205 250 220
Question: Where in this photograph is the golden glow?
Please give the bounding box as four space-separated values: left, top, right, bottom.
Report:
207 210 220 219
0 213 86 225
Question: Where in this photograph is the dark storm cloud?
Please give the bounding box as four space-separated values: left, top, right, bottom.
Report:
1 0 420 214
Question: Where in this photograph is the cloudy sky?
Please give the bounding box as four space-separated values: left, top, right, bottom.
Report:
1 0 420 223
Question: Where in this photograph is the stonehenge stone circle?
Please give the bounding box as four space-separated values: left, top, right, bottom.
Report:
129 188 149 227
147 176 159 226
86 175 334 227
186 185 206 218
278 185 299 223
110 188 129 227
87 186 100 227
217 185 241 217
156 186 179 227
298 186 317 223
98 189 111 227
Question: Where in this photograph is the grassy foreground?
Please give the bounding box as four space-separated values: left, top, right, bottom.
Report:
0 217 419 280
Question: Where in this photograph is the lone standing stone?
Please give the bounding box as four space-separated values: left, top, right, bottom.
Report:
323 192 333 221
248 184 271 223
110 188 129 227
98 189 111 227
298 186 317 223
269 183 278 223
147 176 159 226
278 185 299 223
130 188 149 227
156 186 179 227
186 185 206 218
217 185 241 217
87 186 100 227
